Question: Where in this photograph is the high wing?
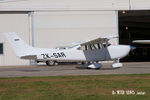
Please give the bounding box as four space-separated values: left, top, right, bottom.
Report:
76 34 118 61
80 37 108 46
80 34 118 46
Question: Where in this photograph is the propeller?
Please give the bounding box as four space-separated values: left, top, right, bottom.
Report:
130 46 136 50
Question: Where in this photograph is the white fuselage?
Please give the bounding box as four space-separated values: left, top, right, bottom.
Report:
36 45 130 62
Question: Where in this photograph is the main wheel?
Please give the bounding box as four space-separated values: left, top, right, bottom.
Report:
46 61 56 66
81 62 85 65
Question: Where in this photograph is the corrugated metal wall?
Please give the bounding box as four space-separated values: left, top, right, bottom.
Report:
0 0 149 11
0 0 129 11
34 11 117 48
130 0 150 10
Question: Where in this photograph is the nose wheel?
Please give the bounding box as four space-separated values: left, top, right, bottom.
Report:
112 59 123 68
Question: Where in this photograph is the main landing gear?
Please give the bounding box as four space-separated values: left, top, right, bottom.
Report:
82 59 123 69
46 60 58 66
87 63 102 69
82 62 102 69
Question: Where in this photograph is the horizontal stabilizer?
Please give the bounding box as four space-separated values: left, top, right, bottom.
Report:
20 55 37 59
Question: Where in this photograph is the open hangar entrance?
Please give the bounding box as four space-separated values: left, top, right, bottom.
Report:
119 10 150 62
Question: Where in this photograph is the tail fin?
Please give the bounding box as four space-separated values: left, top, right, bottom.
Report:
5 32 32 57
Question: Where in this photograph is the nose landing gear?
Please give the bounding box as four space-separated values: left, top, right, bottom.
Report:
112 59 123 68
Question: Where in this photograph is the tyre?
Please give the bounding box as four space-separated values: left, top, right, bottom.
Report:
46 61 56 66
81 62 85 65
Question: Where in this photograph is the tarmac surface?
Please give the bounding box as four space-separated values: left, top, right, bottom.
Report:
0 62 150 77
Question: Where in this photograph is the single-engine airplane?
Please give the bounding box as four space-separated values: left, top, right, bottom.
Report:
5 32 131 69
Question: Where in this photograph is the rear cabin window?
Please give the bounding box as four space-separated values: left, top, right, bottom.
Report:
0 43 3 54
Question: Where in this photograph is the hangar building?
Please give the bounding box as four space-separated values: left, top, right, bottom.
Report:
0 0 150 66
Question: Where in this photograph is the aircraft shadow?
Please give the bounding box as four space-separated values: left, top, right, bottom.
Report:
76 66 120 70
100 67 120 70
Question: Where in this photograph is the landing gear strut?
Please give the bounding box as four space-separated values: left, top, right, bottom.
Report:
112 59 123 68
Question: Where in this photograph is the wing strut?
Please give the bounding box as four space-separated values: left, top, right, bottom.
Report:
104 39 109 60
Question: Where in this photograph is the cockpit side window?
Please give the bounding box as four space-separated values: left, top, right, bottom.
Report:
97 43 101 49
79 45 86 50
85 45 88 50
88 45 92 50
78 39 110 51
79 43 102 51
78 42 110 51
103 43 111 48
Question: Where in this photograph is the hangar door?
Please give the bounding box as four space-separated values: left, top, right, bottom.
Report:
34 11 117 48
119 10 150 62
0 12 30 66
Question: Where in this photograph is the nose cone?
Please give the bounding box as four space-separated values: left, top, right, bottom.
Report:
108 45 131 59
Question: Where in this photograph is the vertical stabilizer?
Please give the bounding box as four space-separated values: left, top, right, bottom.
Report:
5 32 31 57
